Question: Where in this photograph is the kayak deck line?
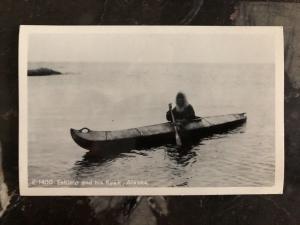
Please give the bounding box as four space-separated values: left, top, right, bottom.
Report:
135 128 143 136
105 131 108 141
70 112 247 156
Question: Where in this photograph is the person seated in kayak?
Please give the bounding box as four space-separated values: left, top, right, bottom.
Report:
166 92 196 126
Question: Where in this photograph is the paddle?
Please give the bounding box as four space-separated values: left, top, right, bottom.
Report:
169 103 182 146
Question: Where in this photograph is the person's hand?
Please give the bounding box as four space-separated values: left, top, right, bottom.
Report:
168 103 172 110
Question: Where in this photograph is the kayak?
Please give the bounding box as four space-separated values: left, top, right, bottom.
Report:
70 113 247 156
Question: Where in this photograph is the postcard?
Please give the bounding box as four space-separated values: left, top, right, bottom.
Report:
19 26 284 195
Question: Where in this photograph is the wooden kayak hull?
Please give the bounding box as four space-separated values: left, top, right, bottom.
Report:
70 113 247 156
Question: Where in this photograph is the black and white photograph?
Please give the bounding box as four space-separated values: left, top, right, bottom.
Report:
19 26 284 195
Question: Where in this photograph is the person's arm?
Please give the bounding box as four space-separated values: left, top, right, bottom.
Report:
166 110 172 121
166 103 174 122
186 105 196 121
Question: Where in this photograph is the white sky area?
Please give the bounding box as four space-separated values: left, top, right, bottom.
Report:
28 32 275 64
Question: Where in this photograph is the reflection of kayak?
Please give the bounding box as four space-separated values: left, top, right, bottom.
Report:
70 113 247 156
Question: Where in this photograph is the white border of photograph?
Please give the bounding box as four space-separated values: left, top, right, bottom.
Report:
19 26 284 196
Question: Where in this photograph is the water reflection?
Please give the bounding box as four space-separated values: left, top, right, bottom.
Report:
165 145 198 167
70 124 248 186
71 153 115 180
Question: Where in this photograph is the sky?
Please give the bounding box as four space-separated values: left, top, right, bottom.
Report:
28 30 275 64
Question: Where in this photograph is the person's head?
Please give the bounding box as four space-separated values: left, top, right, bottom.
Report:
176 92 188 108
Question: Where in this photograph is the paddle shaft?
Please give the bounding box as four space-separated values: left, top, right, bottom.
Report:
169 104 182 146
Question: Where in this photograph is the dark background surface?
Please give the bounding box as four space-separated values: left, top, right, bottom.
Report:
0 0 300 224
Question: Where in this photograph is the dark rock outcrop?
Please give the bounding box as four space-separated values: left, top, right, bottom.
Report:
27 68 61 76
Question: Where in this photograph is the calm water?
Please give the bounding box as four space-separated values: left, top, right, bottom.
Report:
28 63 275 187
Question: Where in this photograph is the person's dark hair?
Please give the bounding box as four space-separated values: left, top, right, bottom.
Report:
175 92 189 110
176 92 185 100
